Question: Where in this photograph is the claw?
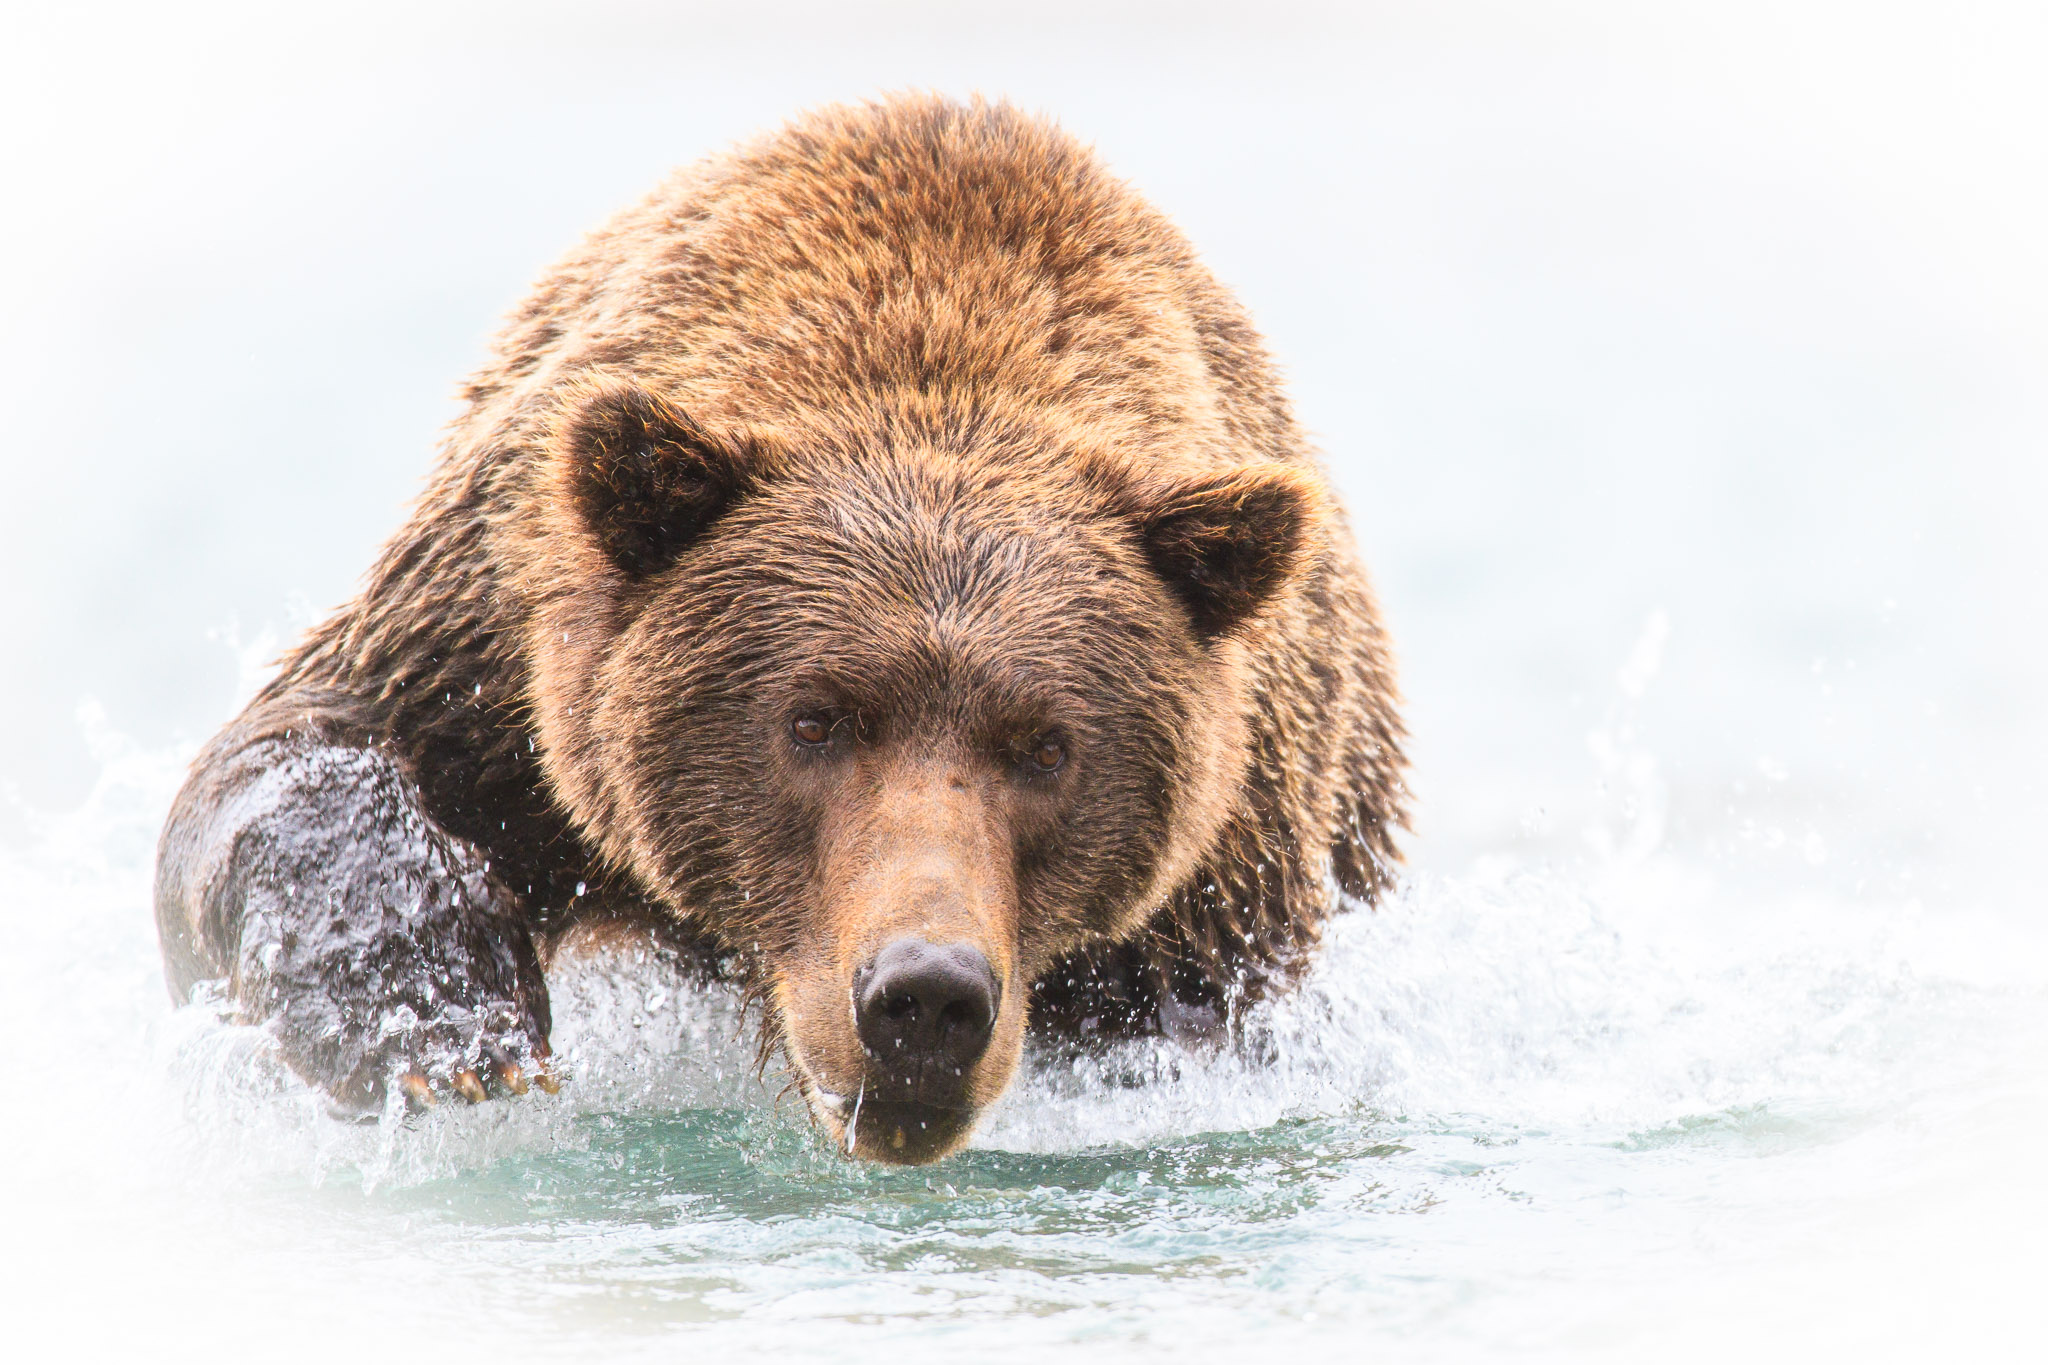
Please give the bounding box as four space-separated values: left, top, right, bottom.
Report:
533 1062 561 1095
451 1068 488 1104
398 1072 435 1110
484 1043 530 1096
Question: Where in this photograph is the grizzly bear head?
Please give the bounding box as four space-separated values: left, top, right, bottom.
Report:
530 381 1322 1162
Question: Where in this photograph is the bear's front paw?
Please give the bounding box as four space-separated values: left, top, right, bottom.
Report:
236 872 558 1118
376 998 561 1113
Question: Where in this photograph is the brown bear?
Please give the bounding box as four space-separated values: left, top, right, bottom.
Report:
154 94 1407 1164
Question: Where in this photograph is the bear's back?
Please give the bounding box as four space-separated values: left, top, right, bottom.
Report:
458 94 1305 495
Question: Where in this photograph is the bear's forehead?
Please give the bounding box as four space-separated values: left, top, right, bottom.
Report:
731 521 1160 681
729 459 1137 611
664 465 1182 714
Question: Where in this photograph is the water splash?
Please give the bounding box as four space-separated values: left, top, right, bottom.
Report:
5 709 2045 1363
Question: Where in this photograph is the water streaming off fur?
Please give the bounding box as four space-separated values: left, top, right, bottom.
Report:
5 696 2042 1362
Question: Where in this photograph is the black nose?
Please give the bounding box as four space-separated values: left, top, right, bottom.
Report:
854 938 999 1083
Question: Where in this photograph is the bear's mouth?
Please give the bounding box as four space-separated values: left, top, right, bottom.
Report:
808 1084 983 1164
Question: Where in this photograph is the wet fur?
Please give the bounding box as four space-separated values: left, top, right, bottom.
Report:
155 94 1407 1117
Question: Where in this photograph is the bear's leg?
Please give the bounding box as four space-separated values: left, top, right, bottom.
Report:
155 732 553 1114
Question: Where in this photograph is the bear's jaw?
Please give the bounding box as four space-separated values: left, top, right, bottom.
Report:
806 1083 985 1165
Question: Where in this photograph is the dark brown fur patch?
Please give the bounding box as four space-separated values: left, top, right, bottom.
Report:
1125 463 1321 640
556 382 766 579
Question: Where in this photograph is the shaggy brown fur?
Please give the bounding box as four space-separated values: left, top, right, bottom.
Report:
155 94 1407 1160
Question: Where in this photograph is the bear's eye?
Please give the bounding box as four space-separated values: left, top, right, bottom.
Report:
1027 737 1066 774
791 712 832 746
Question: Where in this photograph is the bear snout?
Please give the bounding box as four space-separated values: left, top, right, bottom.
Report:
852 937 1000 1101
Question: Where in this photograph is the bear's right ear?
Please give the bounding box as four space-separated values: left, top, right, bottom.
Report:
556 383 759 578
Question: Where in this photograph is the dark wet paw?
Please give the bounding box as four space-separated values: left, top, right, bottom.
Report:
324 999 562 1116
392 1049 561 1111
391 1047 562 1112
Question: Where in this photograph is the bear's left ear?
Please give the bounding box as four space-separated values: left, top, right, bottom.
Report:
555 382 762 578
1122 463 1323 640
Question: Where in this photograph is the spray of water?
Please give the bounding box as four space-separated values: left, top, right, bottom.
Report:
3 641 2042 1361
